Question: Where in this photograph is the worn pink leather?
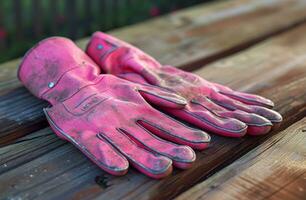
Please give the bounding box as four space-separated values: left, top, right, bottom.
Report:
86 31 283 137
18 37 210 179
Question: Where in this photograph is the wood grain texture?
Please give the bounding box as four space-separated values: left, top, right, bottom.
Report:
1 19 306 200
176 118 306 200
2 0 306 145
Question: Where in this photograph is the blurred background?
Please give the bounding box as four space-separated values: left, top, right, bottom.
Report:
0 0 212 63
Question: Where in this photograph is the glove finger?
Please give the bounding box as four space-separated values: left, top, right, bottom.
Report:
163 103 248 138
118 72 150 84
194 97 272 135
138 85 187 109
121 125 196 169
210 92 282 124
218 110 272 135
213 83 274 108
138 109 211 150
44 109 129 176
220 90 275 108
98 127 173 179
247 105 282 124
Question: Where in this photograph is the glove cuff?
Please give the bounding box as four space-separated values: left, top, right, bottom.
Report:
86 31 162 76
18 37 101 105
86 32 122 73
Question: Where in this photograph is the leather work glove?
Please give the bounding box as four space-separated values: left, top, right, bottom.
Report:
86 32 283 137
18 37 211 179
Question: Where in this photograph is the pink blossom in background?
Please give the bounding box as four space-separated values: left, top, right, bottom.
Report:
0 27 7 40
149 6 160 16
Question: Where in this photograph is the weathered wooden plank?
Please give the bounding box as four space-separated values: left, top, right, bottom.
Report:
176 118 306 200
1 20 306 200
2 0 306 145
0 128 65 175
105 0 306 70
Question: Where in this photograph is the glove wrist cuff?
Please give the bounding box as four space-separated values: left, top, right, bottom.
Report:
18 37 100 104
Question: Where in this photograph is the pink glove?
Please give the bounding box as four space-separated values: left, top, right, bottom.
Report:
18 37 210 179
86 32 282 137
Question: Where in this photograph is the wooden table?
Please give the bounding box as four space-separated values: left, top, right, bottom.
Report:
0 0 305 199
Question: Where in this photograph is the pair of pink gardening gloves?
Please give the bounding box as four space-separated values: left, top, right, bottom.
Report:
18 32 282 179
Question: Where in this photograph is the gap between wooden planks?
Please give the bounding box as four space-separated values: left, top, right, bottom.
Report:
1 0 306 145
176 118 306 200
1 17 306 200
